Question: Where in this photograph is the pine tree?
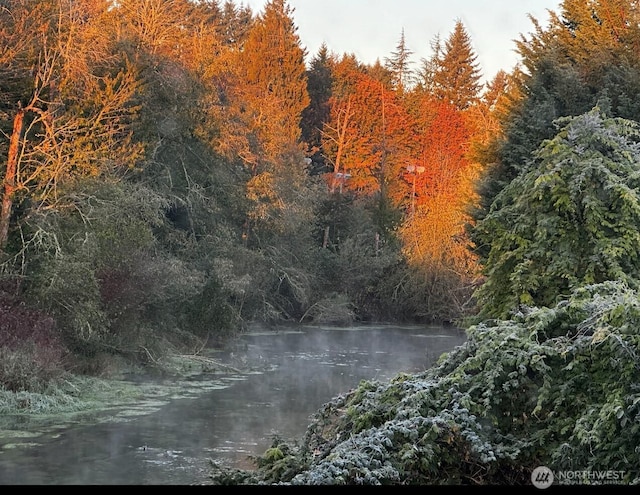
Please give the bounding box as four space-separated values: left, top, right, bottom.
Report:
301 43 334 173
432 19 483 110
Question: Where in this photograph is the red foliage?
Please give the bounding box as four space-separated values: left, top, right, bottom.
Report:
413 97 473 200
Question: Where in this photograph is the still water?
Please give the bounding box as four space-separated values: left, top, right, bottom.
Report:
0 324 466 485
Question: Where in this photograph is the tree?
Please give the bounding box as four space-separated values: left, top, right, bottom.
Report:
431 19 483 110
218 0 254 47
393 94 480 322
301 43 334 174
238 0 310 155
116 0 193 57
384 28 415 93
413 34 442 95
516 0 640 81
322 69 412 199
474 106 640 319
464 70 515 240
470 0 640 266
0 0 143 251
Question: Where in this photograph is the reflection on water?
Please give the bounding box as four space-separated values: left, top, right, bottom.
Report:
0 324 466 485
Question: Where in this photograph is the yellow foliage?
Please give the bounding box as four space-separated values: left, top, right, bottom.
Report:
400 162 480 277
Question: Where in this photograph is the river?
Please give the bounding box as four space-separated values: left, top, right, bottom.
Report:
0 323 466 485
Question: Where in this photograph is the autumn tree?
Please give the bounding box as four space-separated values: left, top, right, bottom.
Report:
462 71 517 257
393 93 479 321
0 0 203 369
315 17 487 322
0 0 143 251
517 0 640 81
371 19 487 322
115 0 194 57
322 59 412 200
466 70 513 161
400 20 484 275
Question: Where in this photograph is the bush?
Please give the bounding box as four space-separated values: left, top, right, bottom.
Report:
0 284 68 392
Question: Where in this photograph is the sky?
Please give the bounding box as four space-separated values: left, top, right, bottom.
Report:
240 0 563 84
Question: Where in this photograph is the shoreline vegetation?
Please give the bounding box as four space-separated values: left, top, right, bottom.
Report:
0 344 257 452
208 283 640 485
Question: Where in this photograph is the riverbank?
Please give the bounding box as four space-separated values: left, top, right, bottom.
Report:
0 347 257 453
0 324 469 484
206 287 640 486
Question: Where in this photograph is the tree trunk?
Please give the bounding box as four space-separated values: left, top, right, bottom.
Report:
0 107 25 250
322 225 330 248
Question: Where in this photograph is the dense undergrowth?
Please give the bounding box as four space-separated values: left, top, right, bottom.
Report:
209 281 640 485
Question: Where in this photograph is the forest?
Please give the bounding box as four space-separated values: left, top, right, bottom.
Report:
2 0 640 485
0 0 492 389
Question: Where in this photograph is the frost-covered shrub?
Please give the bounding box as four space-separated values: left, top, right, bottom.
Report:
210 281 640 485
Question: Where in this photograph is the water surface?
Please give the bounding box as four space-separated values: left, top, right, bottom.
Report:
0 324 466 485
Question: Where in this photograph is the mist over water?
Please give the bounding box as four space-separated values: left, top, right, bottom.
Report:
0 324 466 485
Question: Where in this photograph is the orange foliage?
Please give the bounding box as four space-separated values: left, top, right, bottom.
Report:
414 97 472 198
322 69 414 196
398 95 481 276
320 59 487 277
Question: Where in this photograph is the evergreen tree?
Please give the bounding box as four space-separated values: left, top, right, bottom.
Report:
239 0 310 149
219 0 254 46
384 28 415 93
301 43 334 174
469 1 640 265
414 34 442 95
517 0 640 79
432 19 483 110
365 59 394 89
474 106 640 319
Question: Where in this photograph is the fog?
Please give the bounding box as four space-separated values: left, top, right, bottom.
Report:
0 324 466 485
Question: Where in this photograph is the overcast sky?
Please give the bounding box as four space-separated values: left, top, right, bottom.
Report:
240 0 562 84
